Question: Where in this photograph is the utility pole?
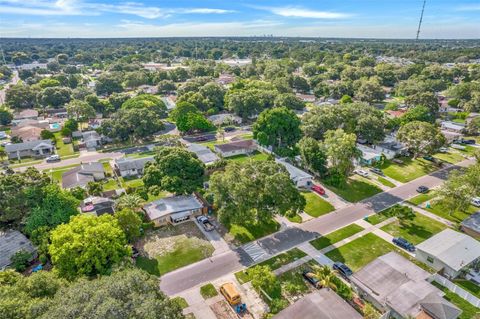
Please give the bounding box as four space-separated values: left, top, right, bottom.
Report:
416 0 427 40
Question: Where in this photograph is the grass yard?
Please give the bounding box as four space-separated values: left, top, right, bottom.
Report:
171 297 189 309
127 151 156 158
378 157 438 183
425 202 478 224
121 177 144 189
377 177 396 188
43 164 79 184
432 282 480 319
407 192 437 206
325 178 382 203
325 233 397 272
227 219 280 244
433 151 465 164
380 212 447 244
135 222 214 276
200 283 218 299
287 213 302 223
235 248 307 284
309 224 364 250
103 178 121 191
459 145 478 157
54 132 76 157
226 151 270 163
455 279 480 299
302 191 335 217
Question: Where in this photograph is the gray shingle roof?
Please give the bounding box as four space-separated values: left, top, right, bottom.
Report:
0 230 36 269
115 157 154 172
420 292 462 319
62 162 105 189
186 143 219 165
5 139 53 152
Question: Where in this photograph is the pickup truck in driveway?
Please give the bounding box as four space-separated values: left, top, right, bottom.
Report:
197 215 215 232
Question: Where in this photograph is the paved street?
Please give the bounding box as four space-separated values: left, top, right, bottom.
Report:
160 159 475 296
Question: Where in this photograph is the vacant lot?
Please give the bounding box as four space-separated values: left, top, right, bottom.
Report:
309 224 364 250
380 212 447 244
433 150 465 164
425 202 478 225
325 178 382 203
407 192 437 206
226 218 280 244
378 157 437 183
227 151 270 163
135 222 214 276
302 191 335 217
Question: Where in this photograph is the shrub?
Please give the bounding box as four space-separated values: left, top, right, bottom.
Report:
10 249 33 272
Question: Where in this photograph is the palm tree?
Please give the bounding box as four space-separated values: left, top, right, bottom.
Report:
116 193 145 211
313 265 337 291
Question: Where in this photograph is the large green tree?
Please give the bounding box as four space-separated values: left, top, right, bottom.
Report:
48 214 130 279
5 84 37 109
322 129 361 179
143 147 205 195
114 209 142 243
298 136 328 177
209 161 305 225
397 121 445 158
253 107 302 154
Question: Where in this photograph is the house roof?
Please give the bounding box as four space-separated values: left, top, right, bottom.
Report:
273 289 362 319
115 156 154 172
62 162 105 189
5 139 53 152
351 252 444 318
143 195 204 221
214 139 256 154
385 109 407 118
207 113 242 125
416 229 480 272
11 126 44 141
419 293 462 319
357 144 383 161
82 130 101 142
441 121 465 131
186 143 219 165
13 109 38 120
461 212 480 233
81 196 115 216
275 158 312 182
0 230 36 269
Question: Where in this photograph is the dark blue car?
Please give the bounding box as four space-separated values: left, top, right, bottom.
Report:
392 237 416 252
333 262 353 278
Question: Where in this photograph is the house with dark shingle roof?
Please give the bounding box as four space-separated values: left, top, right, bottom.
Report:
0 230 36 270
214 139 256 158
5 139 54 160
114 156 154 177
62 162 105 189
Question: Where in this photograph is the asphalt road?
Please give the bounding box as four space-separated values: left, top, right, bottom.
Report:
159 159 475 295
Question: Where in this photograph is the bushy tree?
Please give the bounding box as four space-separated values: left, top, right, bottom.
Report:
121 94 166 117
95 73 123 95
143 147 205 195
322 129 361 179
66 99 96 121
114 209 142 243
397 121 445 158
176 112 215 134
298 136 327 177
5 84 37 109
48 214 130 279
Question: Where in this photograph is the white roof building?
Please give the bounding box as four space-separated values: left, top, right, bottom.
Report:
143 195 205 226
275 158 313 188
186 143 219 165
416 229 480 278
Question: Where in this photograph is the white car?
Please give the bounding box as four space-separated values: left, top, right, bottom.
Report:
354 169 369 178
46 155 61 163
439 147 449 153
472 197 480 207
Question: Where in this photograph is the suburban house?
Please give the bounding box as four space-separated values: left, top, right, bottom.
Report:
273 289 362 319
81 131 102 149
357 144 383 165
214 139 257 158
0 230 37 270
376 134 408 159
10 126 44 142
460 212 480 238
61 162 106 189
0 131 8 139
275 158 313 188
13 109 38 121
416 229 480 279
80 196 115 216
13 118 50 129
143 194 207 226
114 156 154 177
441 121 465 134
351 252 461 319
186 143 219 165
207 113 242 126
216 73 236 86
295 93 316 103
385 109 407 118
5 139 54 160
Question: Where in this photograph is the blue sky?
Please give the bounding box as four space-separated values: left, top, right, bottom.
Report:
0 0 479 38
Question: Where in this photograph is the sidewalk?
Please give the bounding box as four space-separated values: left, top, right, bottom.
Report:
273 256 312 276
297 242 334 266
194 219 232 256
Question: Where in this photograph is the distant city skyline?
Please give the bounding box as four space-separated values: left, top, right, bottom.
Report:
0 0 479 39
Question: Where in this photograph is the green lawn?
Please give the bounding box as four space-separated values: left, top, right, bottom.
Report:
432 282 480 319
228 219 280 244
234 248 307 284
171 297 189 309
377 177 395 188
425 203 478 225
407 192 437 206
309 224 364 250
226 151 270 163
325 178 382 203
455 279 480 298
378 157 438 183
459 145 478 157
380 212 447 244
200 283 218 299
287 213 302 223
302 191 335 217
121 177 144 189
43 164 80 184
325 233 396 272
136 237 214 276
103 178 121 191
54 132 76 157
127 151 156 158
433 151 465 164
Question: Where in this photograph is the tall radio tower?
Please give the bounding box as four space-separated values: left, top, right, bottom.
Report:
416 0 427 40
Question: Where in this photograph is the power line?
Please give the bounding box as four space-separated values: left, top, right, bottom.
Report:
416 0 427 40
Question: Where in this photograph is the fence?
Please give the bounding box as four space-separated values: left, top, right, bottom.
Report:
432 273 480 307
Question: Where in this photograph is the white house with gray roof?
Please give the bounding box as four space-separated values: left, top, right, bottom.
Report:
416 229 480 279
143 195 205 226
5 139 54 160
275 158 313 188
186 143 219 165
114 156 154 177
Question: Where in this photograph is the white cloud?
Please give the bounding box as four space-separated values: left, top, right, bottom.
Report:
456 4 480 11
180 8 235 14
258 6 351 19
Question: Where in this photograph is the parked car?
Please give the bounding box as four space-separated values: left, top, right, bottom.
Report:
196 215 215 232
333 262 353 278
369 168 384 176
354 169 369 178
461 139 476 145
439 147 449 153
422 155 435 162
195 136 208 142
302 270 320 288
416 186 429 193
46 155 61 163
392 237 415 252
471 197 480 207
224 126 235 132
311 184 325 195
